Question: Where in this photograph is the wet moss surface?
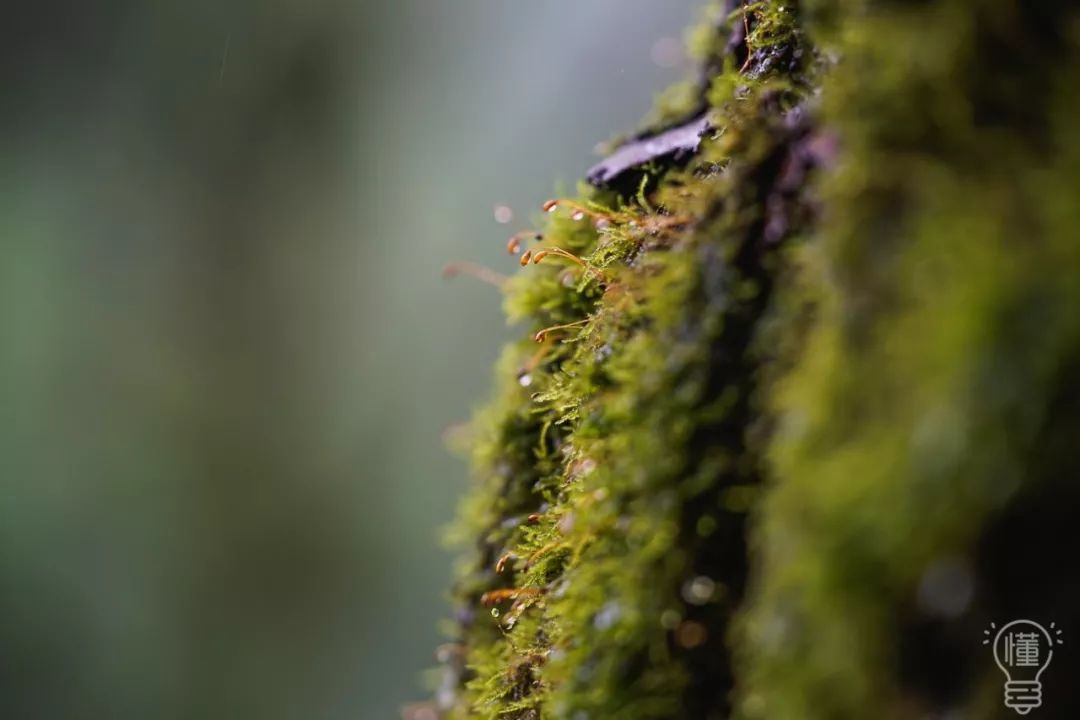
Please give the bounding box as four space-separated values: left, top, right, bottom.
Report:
433 2 1080 719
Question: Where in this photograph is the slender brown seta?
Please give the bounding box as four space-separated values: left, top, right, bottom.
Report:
442 262 508 288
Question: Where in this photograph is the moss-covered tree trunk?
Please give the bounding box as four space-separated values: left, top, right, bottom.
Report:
433 2 1080 718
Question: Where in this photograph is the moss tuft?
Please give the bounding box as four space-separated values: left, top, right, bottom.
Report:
435 1 1080 718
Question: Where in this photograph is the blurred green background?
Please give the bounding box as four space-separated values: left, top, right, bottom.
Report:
0 1 699 717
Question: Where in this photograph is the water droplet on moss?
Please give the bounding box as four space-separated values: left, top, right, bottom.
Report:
916 556 974 619
675 620 708 648
490 608 500 618
683 575 717 605
558 513 575 535
594 601 622 630
518 373 533 387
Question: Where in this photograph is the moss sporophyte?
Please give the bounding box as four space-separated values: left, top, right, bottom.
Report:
433 1 1080 718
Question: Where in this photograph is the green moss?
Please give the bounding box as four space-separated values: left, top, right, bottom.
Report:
440 5 812 718
736 2 1080 718
436 1 1080 718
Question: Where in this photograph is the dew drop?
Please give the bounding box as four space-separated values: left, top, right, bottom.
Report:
558 513 575 535
916 556 974 619
594 602 622 631
682 576 717 605
493 205 514 224
675 620 708 648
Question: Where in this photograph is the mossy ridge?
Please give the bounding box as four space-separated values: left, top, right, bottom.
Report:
438 1 1080 718
538 101 814 720
735 1 1080 718
440 3 816 718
